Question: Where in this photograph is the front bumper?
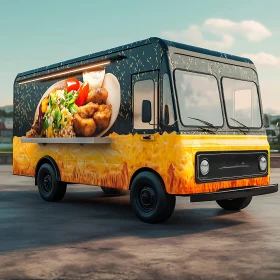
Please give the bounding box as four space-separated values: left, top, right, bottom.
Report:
190 184 278 202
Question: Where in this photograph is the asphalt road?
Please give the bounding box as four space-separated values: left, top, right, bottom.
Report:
0 165 280 280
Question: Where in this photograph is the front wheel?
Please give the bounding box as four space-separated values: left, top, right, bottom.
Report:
216 197 252 211
37 163 67 202
130 171 176 224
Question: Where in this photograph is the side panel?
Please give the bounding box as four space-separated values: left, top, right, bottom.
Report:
13 135 131 189
13 42 164 186
13 133 269 194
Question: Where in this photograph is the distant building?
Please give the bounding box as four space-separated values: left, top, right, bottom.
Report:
0 117 13 145
0 107 13 163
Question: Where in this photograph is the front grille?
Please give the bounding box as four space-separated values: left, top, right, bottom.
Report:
195 150 268 183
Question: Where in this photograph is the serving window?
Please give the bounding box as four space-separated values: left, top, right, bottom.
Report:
133 79 155 130
132 71 159 131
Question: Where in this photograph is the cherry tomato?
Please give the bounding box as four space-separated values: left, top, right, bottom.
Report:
66 78 80 92
75 82 89 106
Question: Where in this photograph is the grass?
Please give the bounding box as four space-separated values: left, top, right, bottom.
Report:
0 145 13 153
0 149 12 153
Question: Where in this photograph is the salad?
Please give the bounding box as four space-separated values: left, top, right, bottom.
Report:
27 78 90 138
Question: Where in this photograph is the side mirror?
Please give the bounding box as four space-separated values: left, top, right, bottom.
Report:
263 114 270 128
164 104 170 125
142 100 152 123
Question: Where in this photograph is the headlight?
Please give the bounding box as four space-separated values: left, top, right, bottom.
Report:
200 159 209 175
259 156 267 172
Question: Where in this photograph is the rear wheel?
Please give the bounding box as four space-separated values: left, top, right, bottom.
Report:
216 197 252 211
130 171 176 224
37 163 67 202
101 187 125 195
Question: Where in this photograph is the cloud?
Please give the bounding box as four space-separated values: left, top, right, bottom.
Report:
204 19 271 42
162 25 234 50
241 52 280 66
161 18 271 51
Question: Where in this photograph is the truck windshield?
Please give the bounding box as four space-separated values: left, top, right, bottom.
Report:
222 78 262 128
174 70 223 127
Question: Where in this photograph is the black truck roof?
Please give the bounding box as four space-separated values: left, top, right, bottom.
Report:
17 37 254 78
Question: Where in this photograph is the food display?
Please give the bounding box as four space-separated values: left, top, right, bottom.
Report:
26 70 118 138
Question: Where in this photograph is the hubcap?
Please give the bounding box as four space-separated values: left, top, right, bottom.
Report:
42 174 52 193
139 185 156 212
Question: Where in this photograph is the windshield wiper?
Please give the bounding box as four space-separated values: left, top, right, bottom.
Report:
199 127 216 134
187 117 218 134
230 118 249 134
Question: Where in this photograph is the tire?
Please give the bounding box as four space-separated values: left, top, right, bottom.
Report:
130 171 176 224
37 163 67 202
216 196 252 211
101 187 125 195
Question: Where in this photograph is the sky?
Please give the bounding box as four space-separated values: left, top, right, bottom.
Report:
0 0 279 114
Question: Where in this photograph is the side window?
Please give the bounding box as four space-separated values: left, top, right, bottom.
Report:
133 79 155 130
162 73 175 126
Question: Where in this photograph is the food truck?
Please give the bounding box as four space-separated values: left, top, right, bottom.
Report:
13 37 278 223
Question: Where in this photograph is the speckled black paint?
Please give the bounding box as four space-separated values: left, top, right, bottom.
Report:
14 39 164 137
13 37 262 137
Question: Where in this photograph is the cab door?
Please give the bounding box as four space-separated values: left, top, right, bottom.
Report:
132 71 159 134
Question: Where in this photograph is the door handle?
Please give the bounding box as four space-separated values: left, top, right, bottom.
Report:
142 135 152 140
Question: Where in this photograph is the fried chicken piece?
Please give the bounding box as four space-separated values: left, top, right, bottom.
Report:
93 104 112 131
73 113 96 137
73 102 99 136
76 102 99 119
73 102 112 136
86 87 108 105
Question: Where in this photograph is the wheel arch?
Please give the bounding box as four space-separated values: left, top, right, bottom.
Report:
35 156 61 185
129 167 165 190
